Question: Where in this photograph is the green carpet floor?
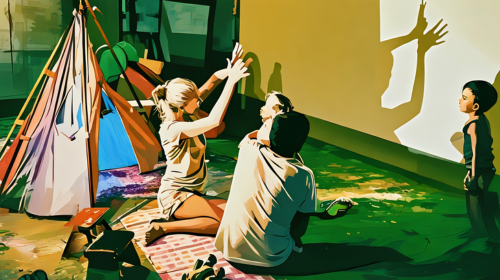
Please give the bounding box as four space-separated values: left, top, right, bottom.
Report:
206 137 500 280
2 115 499 279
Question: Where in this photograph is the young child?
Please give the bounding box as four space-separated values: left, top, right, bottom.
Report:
245 92 283 148
459 80 500 242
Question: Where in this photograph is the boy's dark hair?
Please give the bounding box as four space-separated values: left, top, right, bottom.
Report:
463 80 498 115
265 91 294 113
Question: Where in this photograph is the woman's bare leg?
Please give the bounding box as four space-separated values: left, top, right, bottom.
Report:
145 196 226 245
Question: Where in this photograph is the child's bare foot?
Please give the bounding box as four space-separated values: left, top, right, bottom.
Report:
145 223 166 246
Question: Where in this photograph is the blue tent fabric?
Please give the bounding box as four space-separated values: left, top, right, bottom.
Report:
77 105 83 129
98 90 138 171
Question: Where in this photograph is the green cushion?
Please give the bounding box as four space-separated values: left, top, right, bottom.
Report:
100 41 140 83
100 46 127 82
117 42 140 62
99 42 139 82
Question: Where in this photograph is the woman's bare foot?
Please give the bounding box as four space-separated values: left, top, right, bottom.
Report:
145 223 166 246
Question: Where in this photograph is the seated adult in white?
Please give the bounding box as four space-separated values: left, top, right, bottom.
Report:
215 92 352 267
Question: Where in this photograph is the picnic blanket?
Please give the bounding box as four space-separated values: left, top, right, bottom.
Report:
120 208 274 280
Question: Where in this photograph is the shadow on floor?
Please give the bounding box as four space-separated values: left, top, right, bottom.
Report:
230 239 500 279
230 243 412 276
357 244 500 280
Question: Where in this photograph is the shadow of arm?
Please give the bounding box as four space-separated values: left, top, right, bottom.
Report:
387 50 426 122
380 34 417 53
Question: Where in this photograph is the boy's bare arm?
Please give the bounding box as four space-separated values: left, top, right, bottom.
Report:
468 123 477 178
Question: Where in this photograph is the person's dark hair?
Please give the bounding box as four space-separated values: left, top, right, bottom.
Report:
463 80 498 115
265 91 294 113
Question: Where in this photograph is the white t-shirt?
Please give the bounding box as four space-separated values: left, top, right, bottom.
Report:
215 135 317 267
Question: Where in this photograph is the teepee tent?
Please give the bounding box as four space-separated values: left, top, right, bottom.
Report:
0 10 161 216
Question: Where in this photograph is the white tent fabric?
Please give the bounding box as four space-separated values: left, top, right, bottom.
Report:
20 15 97 216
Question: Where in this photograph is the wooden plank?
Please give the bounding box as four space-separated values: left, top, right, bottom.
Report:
138 58 163 75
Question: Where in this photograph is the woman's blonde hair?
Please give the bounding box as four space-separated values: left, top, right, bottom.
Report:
151 78 199 122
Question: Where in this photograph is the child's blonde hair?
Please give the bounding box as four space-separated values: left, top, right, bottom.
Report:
151 78 199 122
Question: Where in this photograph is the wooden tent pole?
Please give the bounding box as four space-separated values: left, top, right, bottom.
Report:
83 0 150 122
79 13 96 207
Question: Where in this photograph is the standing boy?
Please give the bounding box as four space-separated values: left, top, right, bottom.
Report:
459 80 500 243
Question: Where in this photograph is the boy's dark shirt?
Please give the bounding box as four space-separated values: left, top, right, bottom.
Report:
269 111 310 158
462 114 495 169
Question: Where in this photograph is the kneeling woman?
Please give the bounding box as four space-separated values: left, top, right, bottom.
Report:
145 53 249 246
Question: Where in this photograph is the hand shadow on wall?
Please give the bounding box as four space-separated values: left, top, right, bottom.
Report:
268 62 283 94
243 52 266 100
243 53 284 100
378 3 448 143
240 2 448 146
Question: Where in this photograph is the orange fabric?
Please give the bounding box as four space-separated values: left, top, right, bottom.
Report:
0 104 35 186
124 67 155 99
105 83 161 173
43 69 56 79
0 131 22 192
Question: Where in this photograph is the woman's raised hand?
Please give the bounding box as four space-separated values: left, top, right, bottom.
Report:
215 43 245 80
231 42 244 65
227 58 250 83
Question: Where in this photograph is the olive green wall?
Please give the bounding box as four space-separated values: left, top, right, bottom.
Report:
306 115 480 191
